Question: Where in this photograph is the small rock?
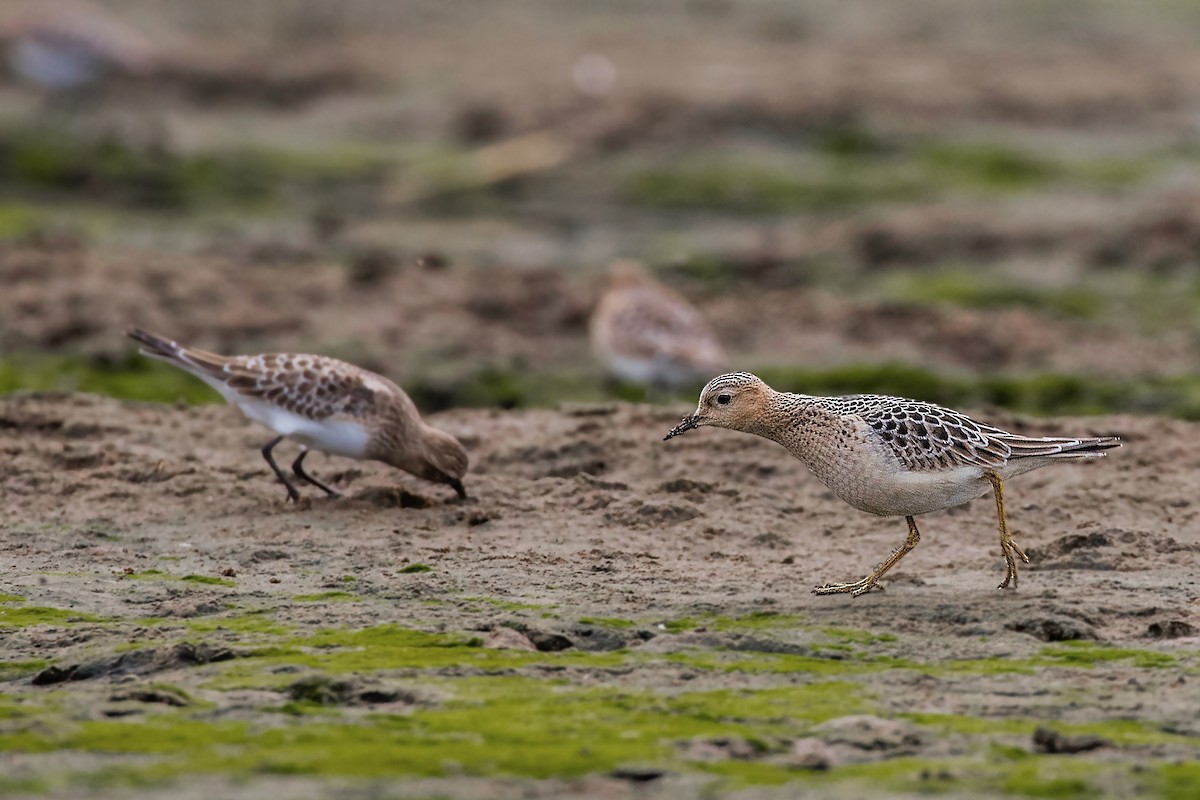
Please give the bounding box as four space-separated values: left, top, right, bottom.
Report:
1033 726 1108 754
288 675 357 705
111 687 190 707
1007 617 1096 642
812 715 925 751
609 766 666 782
789 738 835 771
680 736 760 762
484 627 537 651
527 630 574 652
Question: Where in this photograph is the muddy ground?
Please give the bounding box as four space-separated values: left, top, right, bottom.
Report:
3 1 1200 798
1 393 1198 798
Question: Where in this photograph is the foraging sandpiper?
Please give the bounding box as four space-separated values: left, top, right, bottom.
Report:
664 372 1120 595
127 328 468 502
590 260 726 391
0 1 156 94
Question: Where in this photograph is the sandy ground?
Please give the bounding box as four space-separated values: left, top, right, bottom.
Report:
2 391 1198 797
4 1 1200 796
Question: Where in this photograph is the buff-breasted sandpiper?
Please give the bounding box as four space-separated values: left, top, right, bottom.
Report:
127 328 468 502
1 1 157 93
663 372 1121 595
590 260 726 390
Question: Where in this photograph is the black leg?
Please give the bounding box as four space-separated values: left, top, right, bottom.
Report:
292 450 342 498
261 435 301 502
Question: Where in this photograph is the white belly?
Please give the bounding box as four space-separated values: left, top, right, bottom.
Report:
607 354 711 390
234 398 371 459
801 429 992 517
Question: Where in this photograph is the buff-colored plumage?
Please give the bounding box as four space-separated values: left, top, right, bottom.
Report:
0 1 157 92
665 372 1121 595
590 260 725 390
127 328 468 502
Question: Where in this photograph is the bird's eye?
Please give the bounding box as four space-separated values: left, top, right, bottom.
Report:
717 393 732 405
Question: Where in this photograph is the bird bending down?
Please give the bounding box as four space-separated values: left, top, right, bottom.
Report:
127 328 468 503
589 260 726 391
663 372 1120 595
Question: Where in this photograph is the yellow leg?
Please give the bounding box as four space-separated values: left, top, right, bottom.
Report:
988 470 1029 589
813 515 921 598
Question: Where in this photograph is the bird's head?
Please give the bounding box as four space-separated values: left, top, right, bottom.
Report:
663 372 772 440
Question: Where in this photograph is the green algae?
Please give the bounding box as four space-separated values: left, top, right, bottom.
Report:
123 570 235 588
0 355 221 405
820 625 898 644
577 617 635 629
882 270 1104 320
206 625 626 689
0 605 102 627
658 649 913 676
0 124 389 211
710 611 804 632
1037 642 1176 669
624 160 929 213
398 564 433 574
0 659 49 684
292 591 361 603
902 713 1190 747
624 138 1153 214
0 593 26 603
187 613 291 636
0 678 863 785
182 575 237 588
462 596 555 612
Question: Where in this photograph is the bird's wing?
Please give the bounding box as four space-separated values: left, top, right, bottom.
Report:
841 396 1014 470
208 354 383 422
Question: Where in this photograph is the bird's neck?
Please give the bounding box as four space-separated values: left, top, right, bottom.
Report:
748 391 829 461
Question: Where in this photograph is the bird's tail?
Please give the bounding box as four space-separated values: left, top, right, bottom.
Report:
126 327 228 379
1004 434 1122 460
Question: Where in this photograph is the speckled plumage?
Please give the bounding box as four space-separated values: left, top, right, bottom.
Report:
665 372 1121 595
590 260 726 389
127 328 468 502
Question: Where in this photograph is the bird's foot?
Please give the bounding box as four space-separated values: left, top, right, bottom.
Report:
284 487 302 503
813 576 883 597
997 539 1030 590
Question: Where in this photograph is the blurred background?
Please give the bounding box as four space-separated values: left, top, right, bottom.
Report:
4 0 1200 416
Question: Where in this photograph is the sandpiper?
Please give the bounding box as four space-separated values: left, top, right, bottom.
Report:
664 372 1120 595
127 328 468 502
589 260 726 391
0 1 156 94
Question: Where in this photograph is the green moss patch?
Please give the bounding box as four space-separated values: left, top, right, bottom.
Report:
578 617 635 629
0 124 388 211
187 612 291 636
0 677 861 784
292 591 361 603
207 625 626 689
0 659 50 683
182 575 237 588
1037 642 1177 669
462 597 555 612
0 355 221 405
0 605 102 628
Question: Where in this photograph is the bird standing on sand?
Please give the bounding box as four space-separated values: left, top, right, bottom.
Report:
127 328 468 502
590 260 726 391
664 372 1120 595
0 1 157 94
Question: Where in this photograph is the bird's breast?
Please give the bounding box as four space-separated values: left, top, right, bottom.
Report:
783 421 990 517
